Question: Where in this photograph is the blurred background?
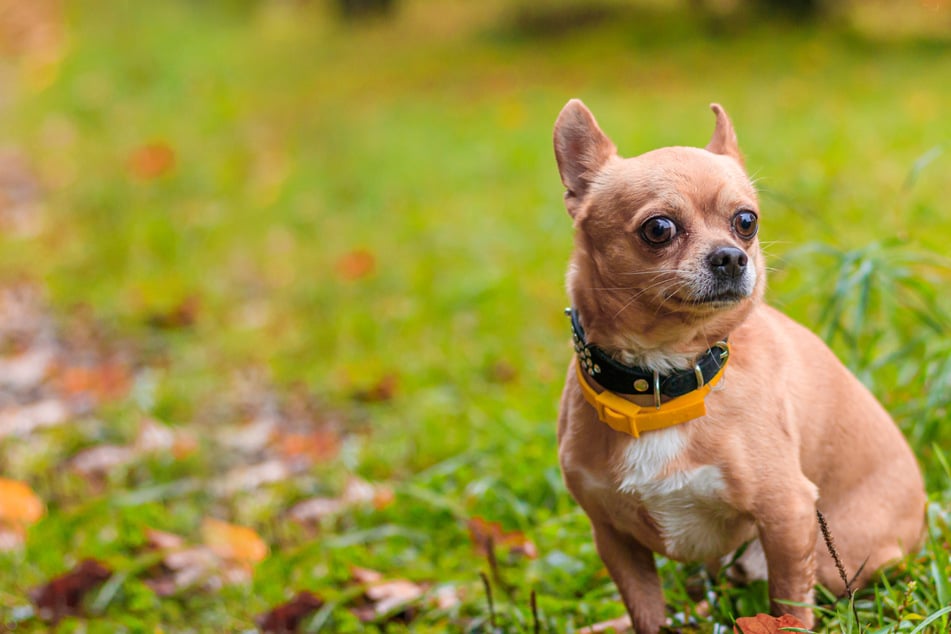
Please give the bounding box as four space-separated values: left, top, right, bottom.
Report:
0 1 950 632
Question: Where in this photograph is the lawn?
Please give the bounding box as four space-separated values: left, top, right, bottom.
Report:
0 0 949 632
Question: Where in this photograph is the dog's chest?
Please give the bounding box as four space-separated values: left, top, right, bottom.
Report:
592 428 751 561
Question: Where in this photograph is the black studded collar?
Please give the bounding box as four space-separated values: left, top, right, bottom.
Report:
567 307 729 398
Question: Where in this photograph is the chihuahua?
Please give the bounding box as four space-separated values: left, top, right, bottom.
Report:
554 99 926 632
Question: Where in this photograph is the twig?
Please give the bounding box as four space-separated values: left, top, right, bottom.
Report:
817 509 862 629
480 571 497 630
531 589 540 634
817 509 852 597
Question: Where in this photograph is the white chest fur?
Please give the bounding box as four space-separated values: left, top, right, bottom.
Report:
612 427 752 562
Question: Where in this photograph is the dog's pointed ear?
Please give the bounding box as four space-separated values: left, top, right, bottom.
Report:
705 103 743 166
554 99 616 218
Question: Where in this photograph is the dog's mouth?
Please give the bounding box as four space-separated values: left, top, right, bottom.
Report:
693 290 748 305
666 288 750 311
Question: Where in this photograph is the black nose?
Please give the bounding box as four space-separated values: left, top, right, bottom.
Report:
707 246 748 278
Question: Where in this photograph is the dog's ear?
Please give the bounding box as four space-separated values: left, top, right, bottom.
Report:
705 103 744 166
554 99 616 218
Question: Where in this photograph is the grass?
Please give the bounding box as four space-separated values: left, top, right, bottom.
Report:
0 0 950 631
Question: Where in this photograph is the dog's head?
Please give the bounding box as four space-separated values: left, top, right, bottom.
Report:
554 100 764 364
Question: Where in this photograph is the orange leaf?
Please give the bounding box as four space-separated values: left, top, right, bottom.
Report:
128 142 176 179
278 429 340 462
335 249 376 281
734 613 808 634
466 517 538 559
201 517 268 564
0 477 44 525
57 360 131 402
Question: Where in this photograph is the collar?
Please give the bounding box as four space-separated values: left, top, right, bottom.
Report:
567 307 730 437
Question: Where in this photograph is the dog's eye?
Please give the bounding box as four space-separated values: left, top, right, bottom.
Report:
732 211 758 239
641 217 677 245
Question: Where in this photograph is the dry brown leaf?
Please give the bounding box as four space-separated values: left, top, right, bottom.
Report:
256 590 324 633
335 249 376 281
467 517 538 559
30 558 112 624
354 373 398 403
486 361 518 384
734 613 808 634
580 615 633 633
201 517 268 565
128 143 176 179
147 295 200 329
0 477 45 525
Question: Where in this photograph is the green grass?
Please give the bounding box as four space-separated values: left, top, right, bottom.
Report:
0 1 950 631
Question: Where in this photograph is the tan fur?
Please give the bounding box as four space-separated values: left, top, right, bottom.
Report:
553 99 926 633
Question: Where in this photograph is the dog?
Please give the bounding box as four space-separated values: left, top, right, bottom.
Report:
553 99 926 632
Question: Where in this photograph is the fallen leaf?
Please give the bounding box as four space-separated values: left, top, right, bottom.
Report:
0 150 44 237
57 359 131 402
0 477 45 525
256 590 324 633
354 373 398 403
142 527 254 596
128 142 176 179
349 568 424 624
467 517 538 559
486 361 518 384
580 615 633 633
213 459 291 496
30 558 112 624
350 566 383 585
734 613 808 634
201 517 268 565
432 584 462 610
335 249 376 281
0 524 25 551
145 545 221 596
69 444 135 480
0 346 53 389
135 417 176 453
144 527 186 551
365 579 424 616
147 295 200 329
289 477 388 524
0 398 69 438
278 429 340 463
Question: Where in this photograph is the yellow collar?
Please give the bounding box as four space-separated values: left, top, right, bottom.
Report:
575 346 729 437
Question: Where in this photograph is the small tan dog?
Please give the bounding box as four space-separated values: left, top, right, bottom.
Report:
553 99 926 632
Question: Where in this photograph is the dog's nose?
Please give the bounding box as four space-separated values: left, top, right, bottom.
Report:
707 246 748 278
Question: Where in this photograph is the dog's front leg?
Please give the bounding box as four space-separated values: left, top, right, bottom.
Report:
592 521 665 634
757 486 819 628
